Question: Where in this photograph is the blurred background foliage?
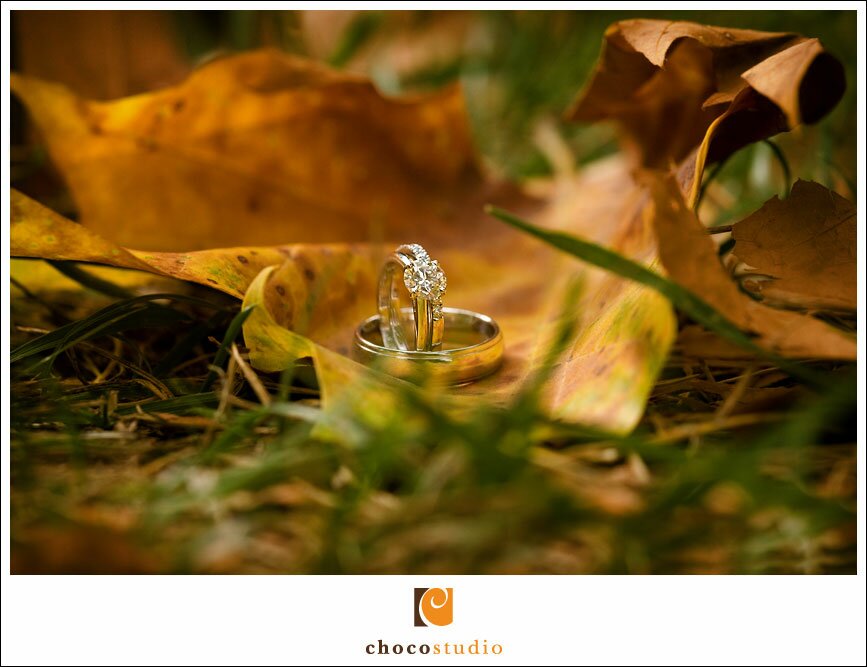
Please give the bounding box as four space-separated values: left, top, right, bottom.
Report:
12 10 857 203
9 10 857 574
184 10 856 183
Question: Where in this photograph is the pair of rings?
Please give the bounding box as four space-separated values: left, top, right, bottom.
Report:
353 243 503 385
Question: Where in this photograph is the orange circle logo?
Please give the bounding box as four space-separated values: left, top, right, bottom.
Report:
414 587 453 627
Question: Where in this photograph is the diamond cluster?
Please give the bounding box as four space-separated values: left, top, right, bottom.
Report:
402 243 446 320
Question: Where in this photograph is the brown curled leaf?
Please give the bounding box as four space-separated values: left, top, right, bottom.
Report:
569 19 844 171
646 174 855 360
731 180 856 312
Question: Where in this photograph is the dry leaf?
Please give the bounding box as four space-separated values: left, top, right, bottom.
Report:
12 152 675 433
570 19 844 172
11 189 303 298
567 19 852 361
11 50 480 251
647 174 855 360
731 180 856 312
241 263 406 438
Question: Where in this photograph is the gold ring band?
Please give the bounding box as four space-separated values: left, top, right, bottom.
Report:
354 307 503 385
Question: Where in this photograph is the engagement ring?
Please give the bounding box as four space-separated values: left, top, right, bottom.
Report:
377 243 447 352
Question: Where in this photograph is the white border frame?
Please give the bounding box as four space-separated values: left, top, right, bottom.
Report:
2 3 864 665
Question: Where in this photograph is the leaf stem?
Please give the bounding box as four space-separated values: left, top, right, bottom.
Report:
200 306 256 393
762 139 791 198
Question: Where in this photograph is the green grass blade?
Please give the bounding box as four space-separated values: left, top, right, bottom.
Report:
11 293 225 366
13 303 179 365
485 205 829 388
328 12 383 67
115 392 220 416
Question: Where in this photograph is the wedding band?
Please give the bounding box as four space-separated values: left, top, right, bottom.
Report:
354 307 503 385
377 243 446 351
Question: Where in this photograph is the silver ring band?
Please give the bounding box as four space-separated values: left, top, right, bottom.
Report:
355 307 503 385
